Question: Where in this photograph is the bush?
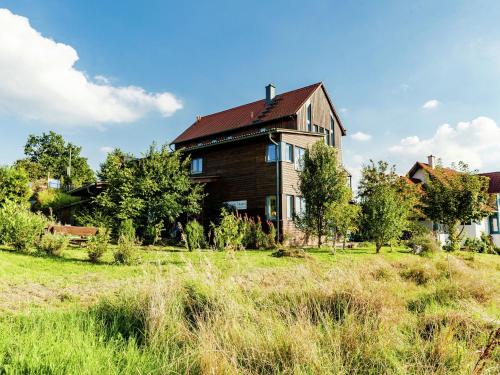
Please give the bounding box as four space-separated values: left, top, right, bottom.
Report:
118 219 136 242
144 222 164 245
463 233 496 254
36 189 80 215
407 232 440 256
210 208 243 251
113 236 136 264
87 228 110 263
0 201 47 252
185 220 205 251
39 233 69 256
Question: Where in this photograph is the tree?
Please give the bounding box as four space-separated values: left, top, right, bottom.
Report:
93 144 204 241
422 162 490 251
326 200 360 251
295 141 351 248
358 161 414 253
15 131 95 188
0 166 31 206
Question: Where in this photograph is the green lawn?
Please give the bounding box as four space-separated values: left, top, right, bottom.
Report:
0 245 499 374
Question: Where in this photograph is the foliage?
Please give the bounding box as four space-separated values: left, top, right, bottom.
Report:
35 189 80 216
240 216 273 249
74 207 114 229
118 219 136 242
0 166 31 206
463 233 497 254
14 131 95 188
0 201 47 252
39 233 69 256
407 232 441 256
327 200 360 250
358 161 414 253
422 162 490 251
87 228 110 263
210 208 243 250
185 220 206 251
295 141 351 247
271 247 310 258
93 145 204 242
113 236 137 265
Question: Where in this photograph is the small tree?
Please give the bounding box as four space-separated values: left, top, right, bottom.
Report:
327 200 360 251
295 141 351 248
422 162 490 251
0 166 31 206
358 161 414 253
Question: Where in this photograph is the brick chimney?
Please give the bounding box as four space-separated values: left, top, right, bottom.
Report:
265 84 276 104
427 155 436 168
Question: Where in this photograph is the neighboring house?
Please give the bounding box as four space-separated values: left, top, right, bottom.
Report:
59 182 108 224
407 156 500 247
172 82 347 243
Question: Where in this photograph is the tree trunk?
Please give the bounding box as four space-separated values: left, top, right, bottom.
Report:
317 216 322 248
342 235 346 251
376 242 382 253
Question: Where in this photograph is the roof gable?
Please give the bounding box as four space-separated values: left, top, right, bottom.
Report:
172 82 345 145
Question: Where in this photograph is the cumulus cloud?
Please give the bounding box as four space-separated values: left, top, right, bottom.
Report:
0 8 182 126
351 131 372 141
422 99 440 109
99 146 114 154
389 116 500 171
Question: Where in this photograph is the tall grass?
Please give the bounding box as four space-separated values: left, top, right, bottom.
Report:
0 254 498 374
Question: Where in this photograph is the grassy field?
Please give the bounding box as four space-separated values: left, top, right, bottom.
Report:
0 244 498 374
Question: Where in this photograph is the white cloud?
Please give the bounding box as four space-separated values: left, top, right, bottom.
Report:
351 131 372 141
339 107 348 114
0 8 182 126
422 99 440 109
99 146 114 154
389 116 500 171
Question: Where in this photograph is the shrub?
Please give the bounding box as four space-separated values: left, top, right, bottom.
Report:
144 222 164 245
463 233 496 254
407 232 440 256
272 248 310 258
118 219 136 242
39 233 69 256
87 228 110 263
36 189 80 215
185 220 205 251
113 235 136 264
0 201 47 252
210 208 243 251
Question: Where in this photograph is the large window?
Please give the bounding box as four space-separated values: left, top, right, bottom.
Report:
295 196 306 215
286 195 294 219
266 144 278 162
307 104 312 132
191 158 203 174
284 143 294 162
266 195 277 220
294 147 305 170
330 114 336 147
490 214 500 234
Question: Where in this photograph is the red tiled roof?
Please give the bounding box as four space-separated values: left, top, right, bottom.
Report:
480 172 500 194
173 82 344 144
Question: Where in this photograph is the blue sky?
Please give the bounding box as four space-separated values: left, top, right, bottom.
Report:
1 0 499 185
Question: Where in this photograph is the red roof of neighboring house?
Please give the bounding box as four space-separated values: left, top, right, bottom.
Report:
172 82 345 144
480 172 500 194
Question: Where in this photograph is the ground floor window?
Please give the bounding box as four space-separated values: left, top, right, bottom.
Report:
266 195 277 220
489 214 499 234
191 158 203 174
286 195 294 219
295 196 306 215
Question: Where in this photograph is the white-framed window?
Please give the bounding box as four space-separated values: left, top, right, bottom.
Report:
266 144 278 162
295 196 306 215
286 195 295 219
191 158 203 174
284 143 294 162
307 103 312 132
294 147 305 171
266 195 277 220
325 129 330 146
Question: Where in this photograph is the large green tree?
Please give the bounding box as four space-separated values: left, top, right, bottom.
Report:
422 162 490 251
0 166 31 206
295 141 351 247
358 161 414 253
93 144 204 242
15 131 94 188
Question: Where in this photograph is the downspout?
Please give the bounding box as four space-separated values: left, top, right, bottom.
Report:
268 132 280 243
